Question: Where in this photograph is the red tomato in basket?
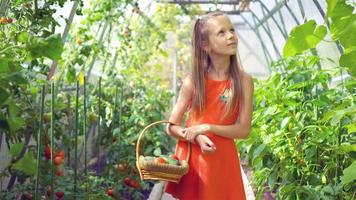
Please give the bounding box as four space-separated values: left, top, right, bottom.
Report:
170 154 179 160
154 157 167 164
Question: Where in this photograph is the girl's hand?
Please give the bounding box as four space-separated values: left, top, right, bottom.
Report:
196 135 216 154
181 124 210 142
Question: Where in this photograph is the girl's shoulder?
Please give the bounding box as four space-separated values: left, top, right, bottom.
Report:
239 70 254 90
181 74 194 93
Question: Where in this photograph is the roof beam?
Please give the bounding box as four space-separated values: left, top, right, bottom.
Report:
254 0 288 29
158 0 242 5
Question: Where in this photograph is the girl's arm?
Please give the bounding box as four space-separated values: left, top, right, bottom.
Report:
182 71 254 140
166 75 194 140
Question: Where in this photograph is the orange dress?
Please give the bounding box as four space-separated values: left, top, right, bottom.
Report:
165 77 246 200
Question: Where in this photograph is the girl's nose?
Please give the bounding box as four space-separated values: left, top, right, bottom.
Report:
227 31 235 39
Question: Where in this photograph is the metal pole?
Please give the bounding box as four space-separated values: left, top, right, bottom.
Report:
0 0 10 17
235 30 266 70
255 0 288 39
173 49 177 106
87 21 109 80
50 83 55 200
284 3 301 25
159 0 242 5
74 81 79 198
250 11 281 58
274 0 289 37
47 1 79 81
311 0 343 54
97 77 102 174
35 85 45 200
83 77 87 176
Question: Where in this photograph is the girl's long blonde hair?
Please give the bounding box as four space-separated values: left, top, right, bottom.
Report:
190 11 242 120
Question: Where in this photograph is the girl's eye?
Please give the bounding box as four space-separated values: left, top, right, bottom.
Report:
218 30 225 36
230 28 235 32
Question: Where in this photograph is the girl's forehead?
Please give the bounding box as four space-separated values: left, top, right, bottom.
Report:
206 16 233 31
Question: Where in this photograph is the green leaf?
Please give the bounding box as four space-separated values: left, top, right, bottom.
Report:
268 167 278 190
26 34 64 61
335 143 356 154
305 146 317 159
8 101 20 116
321 185 335 195
8 73 28 85
17 32 29 43
340 48 356 77
0 58 9 74
283 20 327 57
0 87 10 105
340 160 356 185
12 152 36 176
113 128 120 137
322 105 356 125
7 117 25 132
330 15 356 48
253 143 266 159
327 0 353 20
345 123 356 134
66 65 76 83
43 34 64 60
326 0 338 18
9 143 24 157
280 117 291 129
153 147 162 156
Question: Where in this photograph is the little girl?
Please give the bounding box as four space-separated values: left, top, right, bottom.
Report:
164 11 254 200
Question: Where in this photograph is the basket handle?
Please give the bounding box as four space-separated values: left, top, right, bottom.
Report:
135 121 191 163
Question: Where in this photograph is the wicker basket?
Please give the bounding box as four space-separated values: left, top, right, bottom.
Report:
136 121 190 183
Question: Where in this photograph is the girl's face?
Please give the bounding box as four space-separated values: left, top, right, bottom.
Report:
204 15 238 56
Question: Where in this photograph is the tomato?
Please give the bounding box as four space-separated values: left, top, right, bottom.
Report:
88 113 97 124
107 188 114 197
55 169 63 176
129 179 139 189
55 151 65 159
169 154 179 161
53 156 63 165
118 163 126 172
47 188 52 197
55 191 64 198
124 177 131 186
43 146 51 160
154 157 167 164
6 18 12 23
76 38 82 45
23 192 33 200
0 17 6 24
43 113 51 123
